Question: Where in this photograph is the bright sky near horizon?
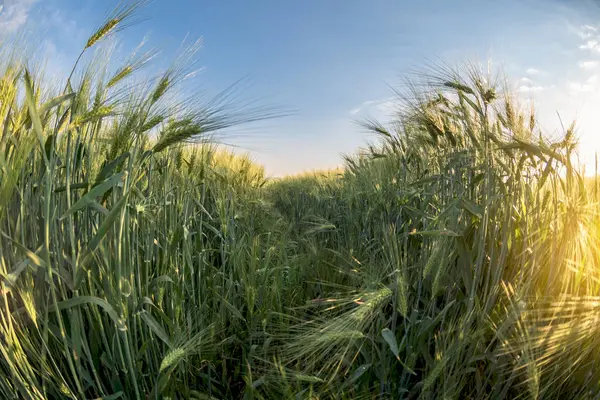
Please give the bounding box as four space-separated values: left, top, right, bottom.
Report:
2 0 600 176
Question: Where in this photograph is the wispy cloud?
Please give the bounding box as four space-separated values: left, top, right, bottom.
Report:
0 0 39 33
587 74 599 85
40 7 81 42
349 97 395 117
568 82 593 92
518 85 543 93
567 75 599 93
376 99 396 114
578 60 600 69
576 24 600 53
350 99 377 115
526 67 545 75
580 39 600 51
576 24 598 40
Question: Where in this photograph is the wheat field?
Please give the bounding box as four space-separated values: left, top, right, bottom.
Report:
0 3 600 399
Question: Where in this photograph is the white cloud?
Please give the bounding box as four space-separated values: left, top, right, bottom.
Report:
526 67 543 75
376 100 396 114
520 76 532 83
578 60 600 69
569 74 600 92
587 74 599 84
0 0 39 33
349 100 375 115
568 82 593 93
580 40 599 51
577 24 598 39
349 98 395 116
40 8 80 41
518 85 544 93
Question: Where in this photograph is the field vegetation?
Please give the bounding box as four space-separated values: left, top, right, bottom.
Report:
0 3 600 399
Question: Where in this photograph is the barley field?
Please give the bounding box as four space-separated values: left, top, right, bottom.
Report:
0 3 600 400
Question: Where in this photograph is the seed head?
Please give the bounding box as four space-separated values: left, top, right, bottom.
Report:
86 19 118 49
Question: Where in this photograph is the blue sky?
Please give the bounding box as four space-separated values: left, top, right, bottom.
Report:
2 0 600 175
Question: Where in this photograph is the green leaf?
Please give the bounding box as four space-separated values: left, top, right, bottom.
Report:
2 260 28 289
382 328 399 359
0 233 45 269
342 364 371 388
60 172 124 220
40 92 75 115
292 373 324 383
149 275 174 289
54 182 89 193
51 296 125 331
57 107 71 132
44 134 55 161
140 311 172 348
382 328 416 375
304 223 336 235
251 378 266 389
23 69 47 164
460 198 483 218
88 201 109 216
419 300 456 335
214 290 246 323
94 152 130 186
169 225 185 253
410 175 444 187
411 229 460 237
93 392 124 400
73 142 87 172
80 192 129 267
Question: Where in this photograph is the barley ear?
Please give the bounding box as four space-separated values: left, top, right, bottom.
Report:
86 19 119 49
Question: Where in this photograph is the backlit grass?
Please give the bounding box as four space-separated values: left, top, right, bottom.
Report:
0 5 599 400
